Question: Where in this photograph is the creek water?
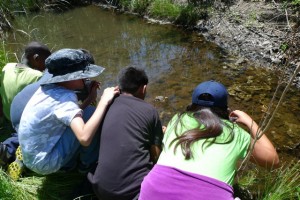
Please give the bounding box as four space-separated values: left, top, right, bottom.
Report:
5 5 300 163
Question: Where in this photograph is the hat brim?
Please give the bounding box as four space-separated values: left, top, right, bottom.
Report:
40 64 105 85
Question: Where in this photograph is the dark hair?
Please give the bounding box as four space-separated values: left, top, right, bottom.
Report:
79 48 95 64
170 104 234 160
24 41 51 59
118 67 148 94
75 49 95 101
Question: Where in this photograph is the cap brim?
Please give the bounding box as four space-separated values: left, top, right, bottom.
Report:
40 64 105 85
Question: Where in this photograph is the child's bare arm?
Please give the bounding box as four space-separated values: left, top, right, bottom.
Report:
230 110 280 169
71 86 119 146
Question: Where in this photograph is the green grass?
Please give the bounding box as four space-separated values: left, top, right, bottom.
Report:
0 0 42 13
236 161 300 200
257 161 300 200
119 0 182 20
175 5 207 26
119 0 151 14
0 168 89 200
0 169 35 200
148 0 182 21
117 0 208 26
1 157 299 200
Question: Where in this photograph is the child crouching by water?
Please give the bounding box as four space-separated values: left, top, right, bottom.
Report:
139 80 279 200
17 48 119 175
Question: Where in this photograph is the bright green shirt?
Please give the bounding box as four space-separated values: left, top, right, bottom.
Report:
157 113 251 185
0 63 43 120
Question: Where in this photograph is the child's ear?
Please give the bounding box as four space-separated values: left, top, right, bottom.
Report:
142 85 147 95
33 54 39 60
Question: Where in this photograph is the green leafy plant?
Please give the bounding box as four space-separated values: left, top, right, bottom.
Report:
280 43 289 52
148 0 181 21
1 0 41 12
127 0 151 14
291 0 300 5
176 5 207 26
118 0 131 8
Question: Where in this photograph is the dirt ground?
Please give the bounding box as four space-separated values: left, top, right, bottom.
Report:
195 0 300 87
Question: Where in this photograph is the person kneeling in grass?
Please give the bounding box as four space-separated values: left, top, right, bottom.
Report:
139 80 279 200
0 41 51 172
88 67 164 200
14 48 119 178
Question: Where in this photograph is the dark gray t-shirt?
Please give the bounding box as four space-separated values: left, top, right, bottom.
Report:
88 94 163 200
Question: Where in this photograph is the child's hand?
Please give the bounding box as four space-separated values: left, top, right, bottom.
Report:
99 86 120 106
229 110 253 128
88 81 100 103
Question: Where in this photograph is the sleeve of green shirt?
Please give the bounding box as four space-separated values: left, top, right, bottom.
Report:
0 63 43 120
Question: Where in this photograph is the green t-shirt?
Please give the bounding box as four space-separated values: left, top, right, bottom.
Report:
0 63 43 120
157 113 251 185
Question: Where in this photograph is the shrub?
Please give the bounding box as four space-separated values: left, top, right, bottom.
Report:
176 5 208 26
119 0 151 14
148 0 181 21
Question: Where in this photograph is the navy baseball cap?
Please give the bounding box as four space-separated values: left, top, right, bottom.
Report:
41 48 105 85
192 80 228 108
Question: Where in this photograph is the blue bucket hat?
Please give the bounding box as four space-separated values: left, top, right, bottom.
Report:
192 80 228 108
40 48 105 85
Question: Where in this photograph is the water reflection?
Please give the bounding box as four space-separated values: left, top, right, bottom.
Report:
6 5 300 161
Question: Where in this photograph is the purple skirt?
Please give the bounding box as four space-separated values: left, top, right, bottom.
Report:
139 164 234 200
